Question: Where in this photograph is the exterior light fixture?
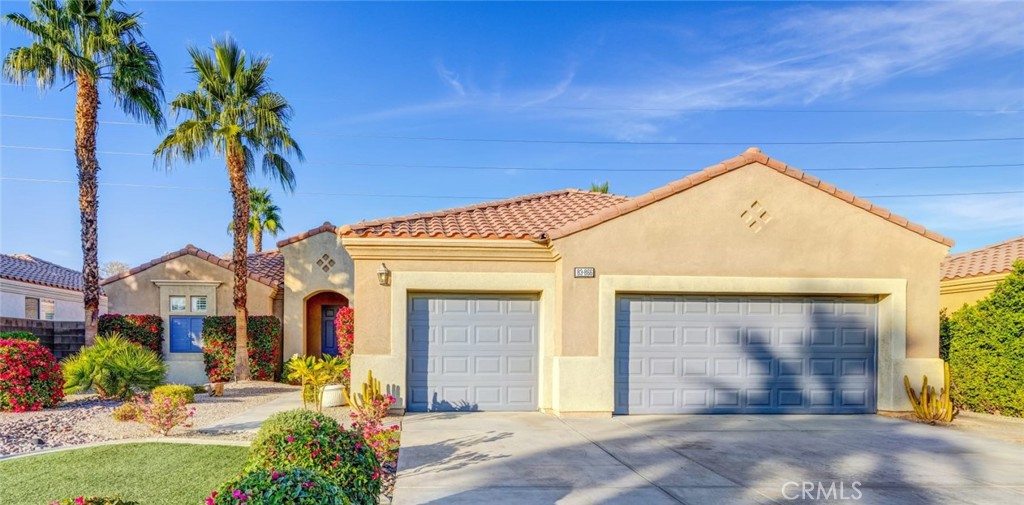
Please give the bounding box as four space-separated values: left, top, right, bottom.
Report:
377 263 391 286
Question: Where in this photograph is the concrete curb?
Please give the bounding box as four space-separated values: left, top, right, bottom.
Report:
0 437 250 462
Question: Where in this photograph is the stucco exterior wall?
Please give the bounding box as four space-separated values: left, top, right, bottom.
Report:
279 231 354 359
0 278 108 321
939 272 1007 313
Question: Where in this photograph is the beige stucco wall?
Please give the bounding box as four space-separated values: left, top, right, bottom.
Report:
939 272 1007 313
279 231 354 359
102 254 279 384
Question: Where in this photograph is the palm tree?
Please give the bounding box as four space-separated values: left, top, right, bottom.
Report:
4 0 164 344
155 37 301 380
228 187 284 253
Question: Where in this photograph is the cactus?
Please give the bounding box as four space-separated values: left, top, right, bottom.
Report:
346 369 383 416
904 361 956 423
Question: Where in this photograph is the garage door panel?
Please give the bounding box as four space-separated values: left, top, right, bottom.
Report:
615 295 876 414
408 294 539 412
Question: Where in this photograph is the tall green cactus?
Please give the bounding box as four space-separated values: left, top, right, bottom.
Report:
347 369 383 416
904 361 956 423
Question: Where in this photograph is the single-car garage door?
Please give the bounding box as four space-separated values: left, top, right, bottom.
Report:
615 295 876 414
408 294 539 412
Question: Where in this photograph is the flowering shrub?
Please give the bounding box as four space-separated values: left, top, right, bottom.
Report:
350 393 399 466
152 384 195 404
111 400 141 422
98 314 163 354
334 307 355 392
0 338 64 412
0 330 38 342
246 409 381 505
136 394 194 436
202 335 235 383
202 316 281 380
50 497 138 505
206 468 346 505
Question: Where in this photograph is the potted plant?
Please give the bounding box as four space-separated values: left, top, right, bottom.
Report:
321 357 349 408
285 355 346 412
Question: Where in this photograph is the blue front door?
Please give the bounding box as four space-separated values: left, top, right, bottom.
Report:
321 306 340 356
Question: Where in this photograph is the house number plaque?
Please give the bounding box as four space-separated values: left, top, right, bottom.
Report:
574 267 596 278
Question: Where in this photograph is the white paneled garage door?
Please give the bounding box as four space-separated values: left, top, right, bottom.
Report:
615 295 877 414
408 294 539 412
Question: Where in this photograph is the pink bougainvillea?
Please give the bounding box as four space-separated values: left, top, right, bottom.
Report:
0 338 64 412
334 307 355 392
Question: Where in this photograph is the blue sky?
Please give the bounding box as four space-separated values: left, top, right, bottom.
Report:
1 1 1022 270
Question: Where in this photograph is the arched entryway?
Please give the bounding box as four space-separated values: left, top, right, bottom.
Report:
305 291 349 358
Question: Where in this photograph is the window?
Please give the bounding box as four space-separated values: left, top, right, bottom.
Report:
191 295 208 313
41 299 55 321
169 316 204 353
24 297 39 319
169 296 186 312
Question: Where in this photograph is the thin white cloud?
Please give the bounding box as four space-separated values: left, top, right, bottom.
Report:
900 194 1024 232
434 61 466 97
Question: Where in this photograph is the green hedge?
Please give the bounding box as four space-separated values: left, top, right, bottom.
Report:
944 259 1024 417
98 314 163 354
201 316 281 381
0 331 37 342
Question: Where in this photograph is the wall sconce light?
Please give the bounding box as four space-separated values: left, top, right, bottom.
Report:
376 263 391 286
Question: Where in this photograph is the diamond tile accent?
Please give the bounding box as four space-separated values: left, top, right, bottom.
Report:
316 254 334 272
740 200 772 233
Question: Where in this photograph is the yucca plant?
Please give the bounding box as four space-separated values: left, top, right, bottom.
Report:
904 361 956 423
62 333 166 399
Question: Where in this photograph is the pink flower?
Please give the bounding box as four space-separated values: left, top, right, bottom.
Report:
286 435 295 443
74 498 84 505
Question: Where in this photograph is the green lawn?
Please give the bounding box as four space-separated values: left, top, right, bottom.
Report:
0 443 248 505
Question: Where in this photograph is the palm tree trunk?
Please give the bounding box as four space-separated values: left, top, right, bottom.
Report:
227 148 251 381
253 230 262 254
76 74 101 346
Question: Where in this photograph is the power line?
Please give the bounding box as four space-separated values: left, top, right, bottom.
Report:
2 114 1023 145
2 144 1022 173
2 177 1021 200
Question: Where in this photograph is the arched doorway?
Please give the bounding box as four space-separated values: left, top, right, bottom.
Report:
305 291 349 358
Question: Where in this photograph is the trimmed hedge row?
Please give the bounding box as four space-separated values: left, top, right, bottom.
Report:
98 314 163 354
201 316 281 381
943 260 1024 417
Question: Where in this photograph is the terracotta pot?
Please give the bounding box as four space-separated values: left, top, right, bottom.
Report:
212 382 225 397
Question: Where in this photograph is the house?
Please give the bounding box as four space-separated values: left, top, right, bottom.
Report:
340 148 952 415
0 253 107 321
939 235 1024 312
101 227 353 384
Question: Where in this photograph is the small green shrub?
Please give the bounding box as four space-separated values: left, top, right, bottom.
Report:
62 333 167 400
136 395 194 436
192 384 209 394
0 330 37 342
111 401 141 422
246 410 381 505
946 260 1024 417
49 497 138 505
152 384 195 404
206 468 347 505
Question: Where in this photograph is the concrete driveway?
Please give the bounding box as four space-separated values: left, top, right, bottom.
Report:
392 413 1024 505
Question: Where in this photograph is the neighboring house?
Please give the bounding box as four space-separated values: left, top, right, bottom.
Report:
101 228 352 384
340 148 953 415
0 253 107 321
939 235 1024 312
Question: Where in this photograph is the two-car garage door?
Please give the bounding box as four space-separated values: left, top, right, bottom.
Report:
615 295 877 414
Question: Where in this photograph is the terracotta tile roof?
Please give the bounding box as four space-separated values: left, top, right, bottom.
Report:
338 189 630 240
276 222 337 248
546 147 955 247
100 244 284 289
941 236 1024 280
0 253 89 292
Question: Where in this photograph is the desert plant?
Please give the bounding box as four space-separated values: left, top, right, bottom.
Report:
286 355 346 412
0 338 64 412
945 259 1024 416
152 384 195 404
245 410 380 504
0 331 38 342
111 400 141 422
346 369 385 418
904 362 956 423
136 394 194 436
347 369 399 466
98 314 163 354
62 333 167 400
206 468 346 505
50 497 138 505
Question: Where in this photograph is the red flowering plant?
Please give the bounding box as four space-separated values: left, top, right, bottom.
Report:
334 307 355 393
98 314 163 354
0 338 64 412
202 335 234 383
350 393 400 467
202 316 281 381
135 394 194 436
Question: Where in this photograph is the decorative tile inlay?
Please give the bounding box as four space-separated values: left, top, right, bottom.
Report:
315 254 336 272
740 200 772 233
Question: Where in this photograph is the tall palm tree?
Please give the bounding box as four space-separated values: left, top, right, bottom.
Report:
4 0 165 344
155 37 301 380
228 187 284 253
